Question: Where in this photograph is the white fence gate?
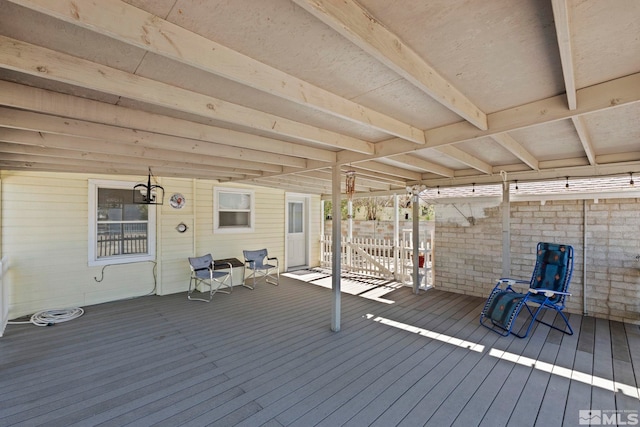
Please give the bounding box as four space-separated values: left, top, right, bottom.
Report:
320 229 434 289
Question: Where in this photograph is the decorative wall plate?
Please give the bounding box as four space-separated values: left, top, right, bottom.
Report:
169 193 185 209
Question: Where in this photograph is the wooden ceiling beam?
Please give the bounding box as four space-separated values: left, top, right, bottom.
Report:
388 154 454 177
353 160 423 181
0 160 240 180
7 0 425 145
423 158 640 188
435 145 493 175
0 143 258 178
294 0 488 130
301 170 391 190
343 73 640 167
0 35 374 154
551 0 578 110
571 116 597 165
0 153 249 180
263 173 374 192
424 72 640 149
348 166 409 187
0 81 338 164
0 108 299 169
0 129 273 174
490 133 540 170
246 177 332 194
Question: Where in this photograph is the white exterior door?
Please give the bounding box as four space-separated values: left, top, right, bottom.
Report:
286 198 307 269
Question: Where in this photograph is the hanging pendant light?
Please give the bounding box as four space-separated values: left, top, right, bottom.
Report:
133 167 165 205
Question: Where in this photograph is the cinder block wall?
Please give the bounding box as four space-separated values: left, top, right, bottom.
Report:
436 205 503 296
435 198 640 324
509 200 585 316
584 198 640 323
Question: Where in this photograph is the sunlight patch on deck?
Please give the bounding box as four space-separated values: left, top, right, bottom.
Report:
283 269 403 303
367 313 640 399
489 348 640 399
366 314 485 352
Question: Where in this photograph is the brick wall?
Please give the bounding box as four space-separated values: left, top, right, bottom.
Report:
435 203 503 297
585 198 640 323
434 198 640 324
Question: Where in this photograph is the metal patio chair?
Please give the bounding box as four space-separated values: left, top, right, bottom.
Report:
242 248 279 290
187 254 232 302
480 242 574 338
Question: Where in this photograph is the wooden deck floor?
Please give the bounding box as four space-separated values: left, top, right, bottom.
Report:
1 271 639 426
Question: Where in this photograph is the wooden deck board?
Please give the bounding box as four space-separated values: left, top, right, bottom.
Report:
477 313 555 427
1 274 638 427
294 303 489 427
625 323 640 389
311 304 486 427
564 313 597 424
536 313 582 427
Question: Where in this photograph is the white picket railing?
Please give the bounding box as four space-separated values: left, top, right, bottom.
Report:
320 231 434 289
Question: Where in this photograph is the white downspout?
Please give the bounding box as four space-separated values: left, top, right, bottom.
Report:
583 200 588 316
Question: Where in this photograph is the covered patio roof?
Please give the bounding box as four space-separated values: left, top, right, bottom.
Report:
0 0 639 196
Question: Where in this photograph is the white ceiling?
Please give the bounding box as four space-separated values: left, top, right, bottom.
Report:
0 0 638 196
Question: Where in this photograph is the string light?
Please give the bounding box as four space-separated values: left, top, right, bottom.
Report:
630 172 635 187
472 183 475 193
437 186 440 195
565 176 569 189
515 180 519 191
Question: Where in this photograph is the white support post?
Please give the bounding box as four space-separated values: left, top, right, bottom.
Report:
412 191 420 294
331 165 341 332
321 199 325 264
393 193 399 281
502 182 510 277
347 199 353 268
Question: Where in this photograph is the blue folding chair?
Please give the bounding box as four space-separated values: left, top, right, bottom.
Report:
243 248 279 290
187 254 232 302
480 242 574 338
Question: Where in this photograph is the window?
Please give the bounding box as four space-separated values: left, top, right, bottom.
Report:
214 187 254 233
88 180 156 266
288 201 303 233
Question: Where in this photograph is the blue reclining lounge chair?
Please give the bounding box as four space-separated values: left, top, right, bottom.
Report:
480 242 574 338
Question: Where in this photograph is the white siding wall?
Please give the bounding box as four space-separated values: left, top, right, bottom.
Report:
157 178 196 295
1 172 157 318
192 181 285 287
0 171 321 319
